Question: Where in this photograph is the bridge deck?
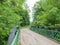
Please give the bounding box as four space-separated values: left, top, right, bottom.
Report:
20 28 60 45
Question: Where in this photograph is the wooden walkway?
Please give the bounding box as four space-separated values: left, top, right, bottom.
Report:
20 28 60 45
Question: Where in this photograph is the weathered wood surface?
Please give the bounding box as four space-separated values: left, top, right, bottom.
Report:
20 28 60 45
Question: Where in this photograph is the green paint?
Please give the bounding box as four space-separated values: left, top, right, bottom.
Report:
11 30 20 45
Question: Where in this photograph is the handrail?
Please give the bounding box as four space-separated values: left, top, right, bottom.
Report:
7 26 20 45
30 26 60 42
11 30 19 45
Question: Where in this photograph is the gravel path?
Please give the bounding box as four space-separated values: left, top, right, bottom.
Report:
20 28 60 45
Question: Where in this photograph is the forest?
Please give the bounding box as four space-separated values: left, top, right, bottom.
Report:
0 0 60 45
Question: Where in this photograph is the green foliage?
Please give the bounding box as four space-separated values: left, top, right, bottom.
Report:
31 0 60 43
19 9 30 26
33 0 60 26
0 0 30 45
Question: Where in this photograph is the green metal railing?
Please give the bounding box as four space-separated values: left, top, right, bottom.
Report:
8 26 20 45
11 29 20 45
30 26 60 42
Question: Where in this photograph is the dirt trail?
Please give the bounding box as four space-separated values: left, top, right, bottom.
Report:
20 28 60 45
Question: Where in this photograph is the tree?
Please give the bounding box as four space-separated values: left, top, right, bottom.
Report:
32 0 60 26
